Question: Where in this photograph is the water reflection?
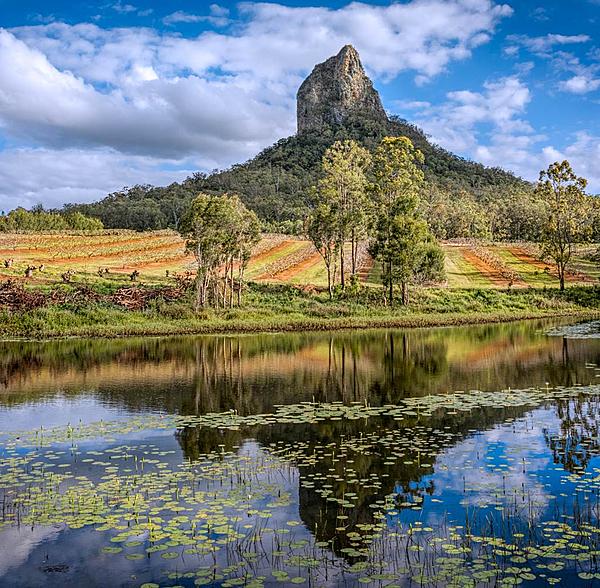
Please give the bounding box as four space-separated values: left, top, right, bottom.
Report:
2 320 600 586
1 319 599 417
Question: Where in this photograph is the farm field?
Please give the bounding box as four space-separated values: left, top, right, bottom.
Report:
0 231 598 290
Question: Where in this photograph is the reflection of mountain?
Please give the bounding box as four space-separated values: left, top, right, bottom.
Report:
2 321 600 415
176 401 540 558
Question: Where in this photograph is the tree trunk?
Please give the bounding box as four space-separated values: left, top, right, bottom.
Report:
558 263 565 291
388 260 393 306
351 228 356 275
340 245 345 291
237 260 243 307
326 264 333 300
230 261 235 308
195 273 203 311
401 281 408 305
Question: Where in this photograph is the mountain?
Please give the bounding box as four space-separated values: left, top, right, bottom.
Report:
297 45 388 133
63 45 528 230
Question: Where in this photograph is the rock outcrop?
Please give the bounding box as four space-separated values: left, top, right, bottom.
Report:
296 45 388 134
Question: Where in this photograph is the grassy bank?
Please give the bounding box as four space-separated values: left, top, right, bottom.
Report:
1 282 600 340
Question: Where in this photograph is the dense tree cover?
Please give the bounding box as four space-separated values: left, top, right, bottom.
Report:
179 193 260 309
421 184 548 241
61 184 195 231
536 161 592 291
57 116 531 234
0 206 103 232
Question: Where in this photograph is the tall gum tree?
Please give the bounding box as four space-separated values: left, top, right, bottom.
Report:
318 140 371 290
180 193 259 309
536 161 590 291
369 136 427 305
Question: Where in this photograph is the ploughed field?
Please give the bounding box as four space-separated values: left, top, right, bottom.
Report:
0 231 598 289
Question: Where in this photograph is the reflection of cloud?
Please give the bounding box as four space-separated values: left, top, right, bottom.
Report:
0 525 61 576
424 408 558 522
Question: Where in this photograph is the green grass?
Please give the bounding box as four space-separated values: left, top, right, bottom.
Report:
443 247 493 288
493 246 558 288
2 281 599 340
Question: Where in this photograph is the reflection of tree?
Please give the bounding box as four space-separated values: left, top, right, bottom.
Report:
3 323 600 413
544 394 600 473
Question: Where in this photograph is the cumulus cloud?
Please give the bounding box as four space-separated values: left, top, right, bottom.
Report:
505 33 599 96
407 76 533 154
0 148 195 210
0 0 517 207
163 5 230 26
111 2 137 14
0 29 294 160
542 133 600 192
401 75 600 191
560 74 600 94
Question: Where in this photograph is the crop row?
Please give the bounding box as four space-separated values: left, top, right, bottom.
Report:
251 234 289 257
259 243 316 278
0 230 179 253
467 244 523 284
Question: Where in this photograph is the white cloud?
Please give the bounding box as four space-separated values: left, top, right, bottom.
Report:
505 34 600 96
409 76 532 154
0 148 194 210
403 73 600 191
560 74 600 94
111 2 137 14
163 11 205 25
541 132 600 193
0 29 294 160
163 5 230 26
505 33 591 56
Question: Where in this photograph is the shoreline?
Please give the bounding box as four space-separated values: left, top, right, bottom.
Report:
1 308 598 342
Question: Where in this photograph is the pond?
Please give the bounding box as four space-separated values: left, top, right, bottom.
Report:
1 318 600 587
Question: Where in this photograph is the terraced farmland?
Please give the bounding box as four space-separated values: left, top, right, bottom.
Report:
0 231 598 289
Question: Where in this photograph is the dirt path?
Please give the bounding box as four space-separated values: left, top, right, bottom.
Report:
461 248 527 288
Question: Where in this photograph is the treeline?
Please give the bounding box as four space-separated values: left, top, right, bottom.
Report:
0 207 103 232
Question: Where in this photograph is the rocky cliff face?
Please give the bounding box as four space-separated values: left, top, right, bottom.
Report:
297 45 388 134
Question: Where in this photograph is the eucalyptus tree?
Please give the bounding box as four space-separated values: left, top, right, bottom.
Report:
318 140 371 289
536 161 591 291
369 136 432 305
180 193 259 309
306 203 339 299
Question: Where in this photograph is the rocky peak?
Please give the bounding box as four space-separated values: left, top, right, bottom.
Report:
297 45 388 134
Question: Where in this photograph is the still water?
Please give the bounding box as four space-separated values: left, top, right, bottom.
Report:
1 319 600 587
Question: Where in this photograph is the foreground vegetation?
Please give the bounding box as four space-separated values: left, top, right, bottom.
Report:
2 282 600 339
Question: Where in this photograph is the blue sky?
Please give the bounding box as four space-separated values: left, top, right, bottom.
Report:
0 0 599 210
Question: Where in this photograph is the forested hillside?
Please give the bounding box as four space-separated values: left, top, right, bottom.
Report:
62 114 527 232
